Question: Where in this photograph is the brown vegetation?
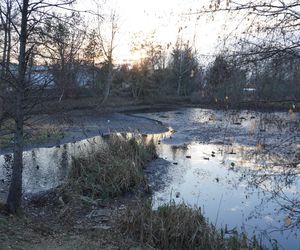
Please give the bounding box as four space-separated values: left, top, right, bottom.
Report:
120 201 262 250
65 135 157 199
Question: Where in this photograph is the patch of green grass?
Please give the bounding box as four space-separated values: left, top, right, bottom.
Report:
120 201 262 250
65 135 157 199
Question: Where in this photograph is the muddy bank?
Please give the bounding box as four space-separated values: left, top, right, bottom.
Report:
0 111 168 154
0 188 149 250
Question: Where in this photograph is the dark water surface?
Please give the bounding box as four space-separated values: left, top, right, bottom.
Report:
0 108 299 249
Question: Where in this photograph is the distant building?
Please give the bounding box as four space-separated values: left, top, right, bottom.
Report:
1 63 97 88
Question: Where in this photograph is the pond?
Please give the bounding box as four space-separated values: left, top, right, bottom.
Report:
0 108 299 249
142 108 300 250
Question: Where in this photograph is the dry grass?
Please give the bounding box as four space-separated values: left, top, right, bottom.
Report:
65 135 157 199
120 201 262 250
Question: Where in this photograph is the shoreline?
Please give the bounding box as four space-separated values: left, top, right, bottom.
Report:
0 112 169 155
1 102 298 154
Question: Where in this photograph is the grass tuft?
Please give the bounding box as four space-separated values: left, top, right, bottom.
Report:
65 135 157 199
120 201 262 250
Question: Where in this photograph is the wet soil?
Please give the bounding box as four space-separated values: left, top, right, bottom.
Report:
0 110 168 154
0 189 150 250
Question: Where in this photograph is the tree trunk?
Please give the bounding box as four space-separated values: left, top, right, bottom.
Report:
6 0 28 214
0 8 8 118
177 54 183 96
177 76 182 96
6 1 12 74
101 62 112 104
2 22 8 74
6 94 24 213
0 18 6 114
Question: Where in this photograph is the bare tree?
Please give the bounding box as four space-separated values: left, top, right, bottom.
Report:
97 10 119 104
4 0 77 214
0 0 14 75
199 0 300 60
84 29 101 88
5 0 29 213
128 32 169 99
41 12 86 99
131 32 165 72
0 0 17 119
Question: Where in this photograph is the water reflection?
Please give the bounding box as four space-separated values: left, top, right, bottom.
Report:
0 131 172 196
140 108 299 249
150 142 299 249
0 137 104 195
0 108 299 249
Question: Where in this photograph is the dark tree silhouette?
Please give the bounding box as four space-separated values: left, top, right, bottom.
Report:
4 0 77 214
199 0 300 60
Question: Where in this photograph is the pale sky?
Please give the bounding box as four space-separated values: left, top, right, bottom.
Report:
76 0 228 64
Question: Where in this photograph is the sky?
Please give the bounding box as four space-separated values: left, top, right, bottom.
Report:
76 0 229 64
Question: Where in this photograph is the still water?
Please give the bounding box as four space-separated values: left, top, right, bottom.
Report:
142 108 300 250
0 108 299 249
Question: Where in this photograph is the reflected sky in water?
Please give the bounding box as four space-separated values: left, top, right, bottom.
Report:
140 108 300 250
0 136 107 194
0 108 299 249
